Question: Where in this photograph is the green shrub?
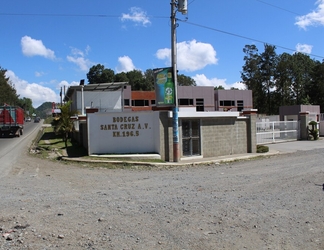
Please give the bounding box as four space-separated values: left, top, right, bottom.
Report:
257 145 269 153
308 121 319 140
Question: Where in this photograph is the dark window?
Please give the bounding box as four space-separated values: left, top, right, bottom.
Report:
131 100 149 106
179 98 193 106
151 100 155 105
196 98 204 112
220 100 235 106
124 99 130 106
237 100 244 111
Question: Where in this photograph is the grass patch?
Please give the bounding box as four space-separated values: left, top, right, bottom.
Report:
33 127 164 163
35 127 87 158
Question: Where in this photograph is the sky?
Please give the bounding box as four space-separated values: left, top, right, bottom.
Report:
1 0 324 108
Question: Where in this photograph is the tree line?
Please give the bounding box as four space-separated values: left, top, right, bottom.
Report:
241 44 324 115
86 64 196 90
2 43 324 117
0 67 34 116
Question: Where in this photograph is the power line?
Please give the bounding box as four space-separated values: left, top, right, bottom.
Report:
255 0 302 16
178 19 324 60
0 13 118 17
0 12 168 19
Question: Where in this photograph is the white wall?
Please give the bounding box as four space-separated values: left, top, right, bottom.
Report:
87 111 160 155
77 91 122 112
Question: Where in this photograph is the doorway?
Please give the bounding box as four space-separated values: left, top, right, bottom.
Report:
182 119 201 156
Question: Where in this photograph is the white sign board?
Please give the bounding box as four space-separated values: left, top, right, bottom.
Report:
87 111 161 155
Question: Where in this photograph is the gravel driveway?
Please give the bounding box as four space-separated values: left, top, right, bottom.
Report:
0 148 323 250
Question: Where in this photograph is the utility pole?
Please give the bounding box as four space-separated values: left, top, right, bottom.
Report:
171 0 187 162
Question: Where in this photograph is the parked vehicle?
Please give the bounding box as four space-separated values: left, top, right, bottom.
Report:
26 117 31 122
0 105 24 137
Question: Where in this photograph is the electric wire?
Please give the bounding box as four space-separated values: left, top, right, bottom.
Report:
0 3 322 60
178 19 324 60
0 12 168 19
255 0 302 16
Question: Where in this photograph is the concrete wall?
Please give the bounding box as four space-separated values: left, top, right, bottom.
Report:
80 110 256 161
158 112 173 162
87 111 160 155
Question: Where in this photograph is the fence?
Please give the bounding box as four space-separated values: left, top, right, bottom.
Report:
256 121 300 145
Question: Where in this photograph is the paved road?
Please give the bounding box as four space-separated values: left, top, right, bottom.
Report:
267 138 324 153
0 121 42 178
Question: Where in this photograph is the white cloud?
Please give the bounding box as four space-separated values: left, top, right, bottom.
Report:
21 36 56 59
295 43 313 54
192 74 246 90
67 46 93 72
121 7 151 27
5 70 59 108
57 80 79 93
35 71 45 77
295 0 324 29
156 40 218 72
115 56 136 73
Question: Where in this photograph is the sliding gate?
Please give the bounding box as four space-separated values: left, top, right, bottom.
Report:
256 121 300 145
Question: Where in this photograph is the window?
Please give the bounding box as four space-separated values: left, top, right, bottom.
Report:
196 98 204 112
151 100 155 105
179 98 193 106
220 100 235 106
237 100 244 111
124 99 130 106
131 100 149 106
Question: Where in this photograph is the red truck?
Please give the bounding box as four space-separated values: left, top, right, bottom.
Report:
0 105 24 137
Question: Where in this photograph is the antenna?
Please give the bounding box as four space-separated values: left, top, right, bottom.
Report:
177 0 188 14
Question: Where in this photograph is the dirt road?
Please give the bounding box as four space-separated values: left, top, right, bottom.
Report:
0 148 323 249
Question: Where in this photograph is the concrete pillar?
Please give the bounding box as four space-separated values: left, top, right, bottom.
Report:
242 109 258 153
299 111 309 140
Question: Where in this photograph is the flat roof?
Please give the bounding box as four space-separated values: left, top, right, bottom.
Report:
64 82 128 101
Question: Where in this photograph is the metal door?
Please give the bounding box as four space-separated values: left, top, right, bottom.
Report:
182 119 200 156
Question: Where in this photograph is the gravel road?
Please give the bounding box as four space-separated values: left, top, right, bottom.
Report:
0 148 323 250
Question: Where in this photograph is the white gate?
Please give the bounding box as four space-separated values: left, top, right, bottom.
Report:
256 121 300 145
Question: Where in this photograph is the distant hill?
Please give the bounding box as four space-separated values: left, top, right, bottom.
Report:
35 102 53 119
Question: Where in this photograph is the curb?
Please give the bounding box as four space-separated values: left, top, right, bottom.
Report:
58 150 281 167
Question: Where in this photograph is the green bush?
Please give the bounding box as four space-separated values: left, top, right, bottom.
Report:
308 121 319 140
257 145 269 153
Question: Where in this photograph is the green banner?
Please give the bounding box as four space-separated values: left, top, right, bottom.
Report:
153 67 175 106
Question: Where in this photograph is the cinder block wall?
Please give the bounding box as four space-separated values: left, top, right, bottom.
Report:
159 113 256 161
158 112 173 161
201 117 249 157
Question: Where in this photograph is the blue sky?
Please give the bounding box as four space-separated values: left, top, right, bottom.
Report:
1 0 324 107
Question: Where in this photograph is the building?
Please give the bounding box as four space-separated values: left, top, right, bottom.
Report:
64 82 257 162
279 105 320 122
177 86 215 111
215 89 253 112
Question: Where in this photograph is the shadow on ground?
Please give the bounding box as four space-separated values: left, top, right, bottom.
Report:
65 141 88 157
